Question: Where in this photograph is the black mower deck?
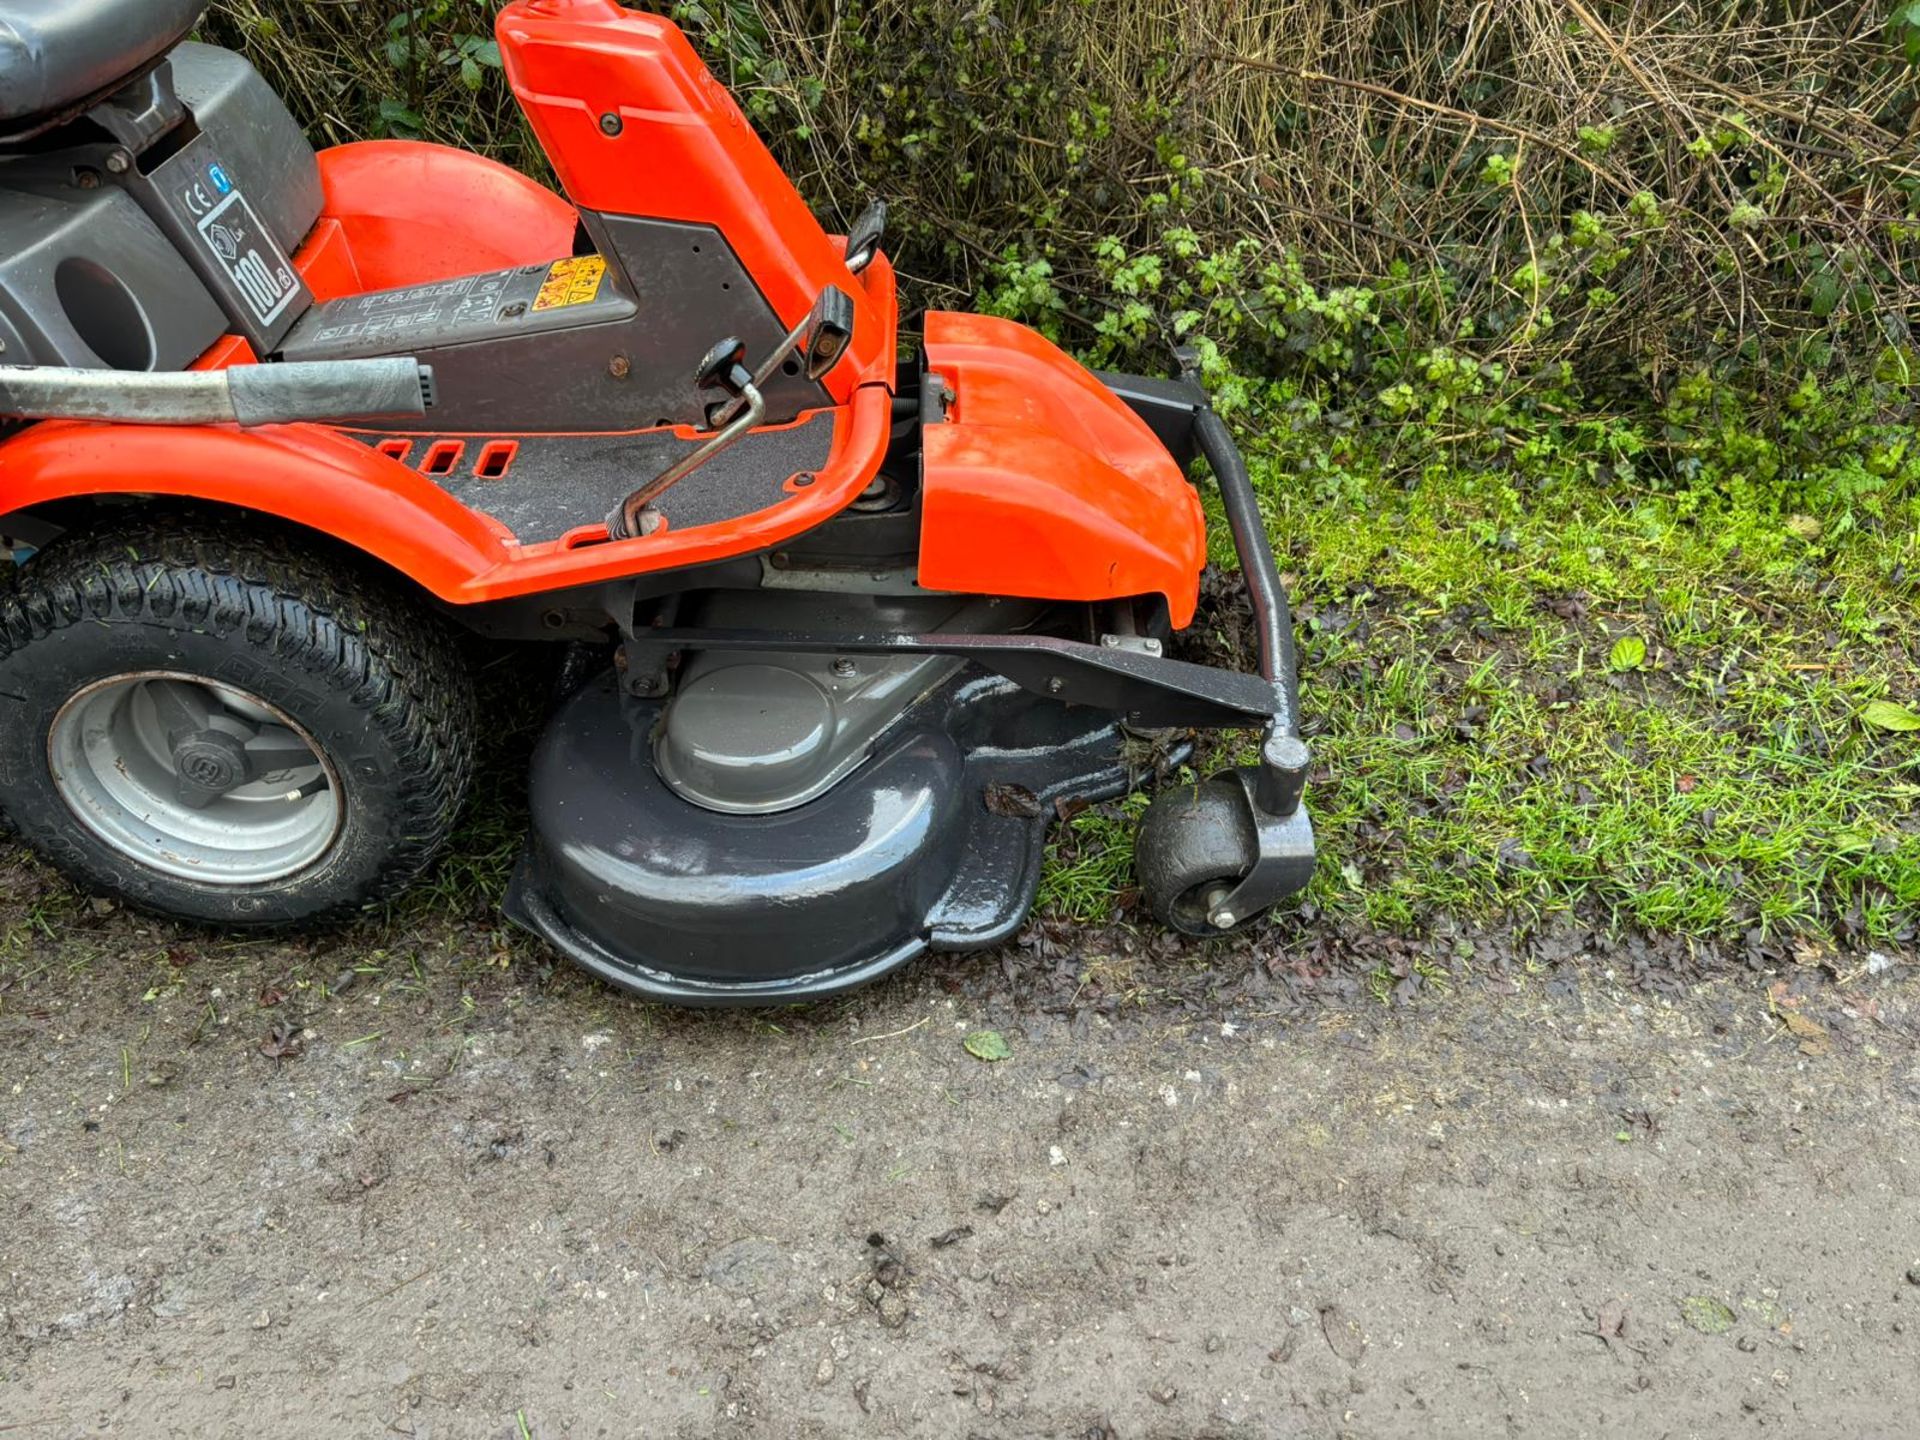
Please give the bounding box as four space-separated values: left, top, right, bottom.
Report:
504 668 1176 1004
352 411 835 543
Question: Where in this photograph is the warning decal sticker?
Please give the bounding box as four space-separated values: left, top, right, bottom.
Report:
532 257 609 312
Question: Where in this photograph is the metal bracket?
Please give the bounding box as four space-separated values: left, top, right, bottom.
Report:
620 626 1280 730
1207 767 1317 928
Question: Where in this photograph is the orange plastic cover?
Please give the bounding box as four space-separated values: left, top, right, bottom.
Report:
312 141 581 295
496 0 892 403
916 313 1206 627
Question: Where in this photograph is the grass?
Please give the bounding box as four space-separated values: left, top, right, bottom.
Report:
1283 442 1916 940
1044 414 1920 944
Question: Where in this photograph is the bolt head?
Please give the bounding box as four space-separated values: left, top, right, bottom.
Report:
1211 910 1238 930
104 150 131 174
599 112 624 136
831 658 857 678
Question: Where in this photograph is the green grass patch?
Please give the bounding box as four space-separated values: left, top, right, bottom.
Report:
1160 418 1917 941
1035 391 1918 944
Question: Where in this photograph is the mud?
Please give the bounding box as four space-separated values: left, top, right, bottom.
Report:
4 845 1920 1438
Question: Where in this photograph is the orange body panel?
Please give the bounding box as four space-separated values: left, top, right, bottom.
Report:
495 0 892 402
917 313 1206 627
289 219 363 303
312 141 580 292
0 421 507 584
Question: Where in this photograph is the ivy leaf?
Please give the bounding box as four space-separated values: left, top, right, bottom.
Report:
1680 1296 1736 1334
1861 700 1920 733
1608 635 1647 671
963 1030 1012 1062
1805 269 1841 318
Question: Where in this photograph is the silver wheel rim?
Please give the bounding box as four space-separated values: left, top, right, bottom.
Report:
48 672 343 886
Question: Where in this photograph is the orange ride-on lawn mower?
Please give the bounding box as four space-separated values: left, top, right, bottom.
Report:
0 0 1315 1003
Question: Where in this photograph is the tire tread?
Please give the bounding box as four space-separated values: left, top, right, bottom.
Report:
0 514 476 923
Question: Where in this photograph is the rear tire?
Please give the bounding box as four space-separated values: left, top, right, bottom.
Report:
0 515 476 926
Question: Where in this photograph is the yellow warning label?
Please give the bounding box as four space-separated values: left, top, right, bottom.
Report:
531 256 608 313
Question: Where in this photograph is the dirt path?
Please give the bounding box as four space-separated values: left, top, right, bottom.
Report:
4 862 1920 1438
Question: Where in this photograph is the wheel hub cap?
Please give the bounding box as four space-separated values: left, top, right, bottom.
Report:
173 730 249 797
48 672 343 885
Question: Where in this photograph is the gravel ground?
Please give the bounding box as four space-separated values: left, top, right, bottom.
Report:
4 847 1920 1439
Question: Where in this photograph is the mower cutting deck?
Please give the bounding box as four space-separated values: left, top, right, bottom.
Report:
0 0 1315 1003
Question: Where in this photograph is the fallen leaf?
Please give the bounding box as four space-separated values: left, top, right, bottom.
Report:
1608 635 1647 671
1595 1301 1629 1344
983 783 1043 819
1861 700 1920 733
258 1023 304 1061
1789 937 1832 972
1318 1303 1367 1363
963 1030 1012 1062
928 1225 975 1248
1680 1296 1736 1334
1784 513 1822 541
1778 1008 1831 1056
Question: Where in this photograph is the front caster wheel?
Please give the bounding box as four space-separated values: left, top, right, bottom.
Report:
1135 777 1263 937
0 516 476 926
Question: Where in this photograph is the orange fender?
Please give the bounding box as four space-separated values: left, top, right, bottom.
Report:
916 313 1206 627
0 420 511 597
0 382 897 606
